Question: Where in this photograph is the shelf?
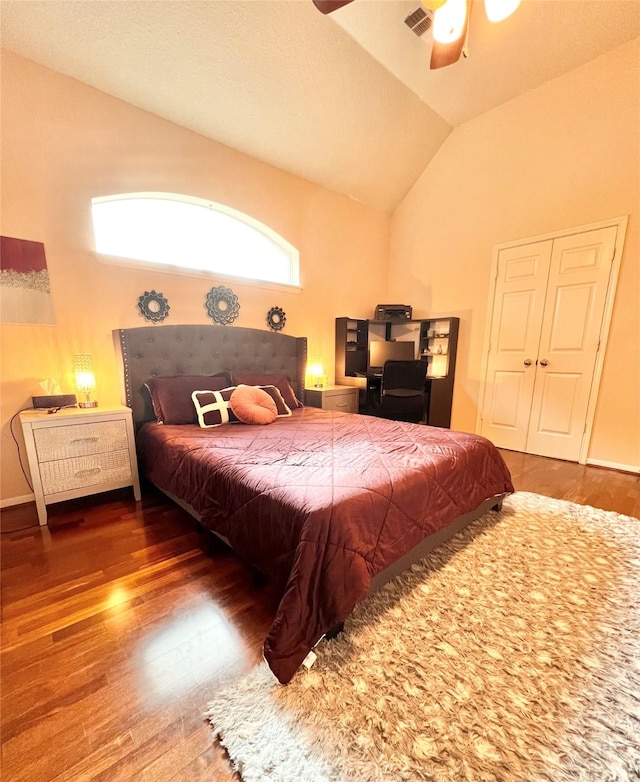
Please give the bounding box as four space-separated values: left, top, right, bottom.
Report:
336 315 459 428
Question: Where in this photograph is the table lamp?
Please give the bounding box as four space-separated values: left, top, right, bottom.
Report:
73 354 98 408
307 361 325 389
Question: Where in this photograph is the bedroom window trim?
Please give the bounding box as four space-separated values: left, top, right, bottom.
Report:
91 192 302 292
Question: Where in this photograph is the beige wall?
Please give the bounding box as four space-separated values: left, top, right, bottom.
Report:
0 50 390 502
388 38 640 470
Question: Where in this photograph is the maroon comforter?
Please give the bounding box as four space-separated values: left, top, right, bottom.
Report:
137 407 513 683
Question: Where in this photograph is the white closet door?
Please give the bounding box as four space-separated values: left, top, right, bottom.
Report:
480 240 552 451
525 226 617 460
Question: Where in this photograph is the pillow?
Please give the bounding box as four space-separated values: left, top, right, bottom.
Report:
145 372 232 424
231 373 302 410
230 386 278 425
249 385 292 417
192 387 240 428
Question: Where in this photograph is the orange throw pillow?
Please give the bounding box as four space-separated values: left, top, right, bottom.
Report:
230 385 278 425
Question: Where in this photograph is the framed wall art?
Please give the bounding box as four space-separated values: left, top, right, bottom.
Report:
0 236 55 324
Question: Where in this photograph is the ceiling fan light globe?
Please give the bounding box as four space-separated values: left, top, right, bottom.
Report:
484 0 521 23
420 0 447 10
432 0 468 44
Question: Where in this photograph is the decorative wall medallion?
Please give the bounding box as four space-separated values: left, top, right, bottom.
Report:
266 306 286 332
138 290 170 322
205 285 240 325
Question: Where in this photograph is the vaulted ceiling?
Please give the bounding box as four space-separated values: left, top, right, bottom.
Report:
2 1 638 213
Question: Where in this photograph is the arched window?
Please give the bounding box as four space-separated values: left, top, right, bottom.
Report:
91 193 300 288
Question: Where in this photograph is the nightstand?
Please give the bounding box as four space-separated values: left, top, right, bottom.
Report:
304 385 359 414
19 405 141 526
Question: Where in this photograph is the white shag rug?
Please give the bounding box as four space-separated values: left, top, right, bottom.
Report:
206 492 640 782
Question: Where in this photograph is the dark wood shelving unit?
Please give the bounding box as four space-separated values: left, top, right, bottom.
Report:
418 316 459 428
335 316 459 428
335 317 368 379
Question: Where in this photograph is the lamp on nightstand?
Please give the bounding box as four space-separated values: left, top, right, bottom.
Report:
307 361 325 389
73 354 98 408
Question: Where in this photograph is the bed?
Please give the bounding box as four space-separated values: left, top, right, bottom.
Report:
114 324 514 684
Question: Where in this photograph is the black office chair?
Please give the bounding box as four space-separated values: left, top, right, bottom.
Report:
378 359 428 423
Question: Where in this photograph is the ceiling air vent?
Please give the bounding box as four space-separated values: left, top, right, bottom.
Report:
404 6 433 39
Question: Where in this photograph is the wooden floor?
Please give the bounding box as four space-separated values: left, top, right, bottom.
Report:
497 449 639 518
1 452 638 782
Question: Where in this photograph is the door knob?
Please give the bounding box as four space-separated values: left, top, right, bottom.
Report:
539 359 549 366
523 359 533 366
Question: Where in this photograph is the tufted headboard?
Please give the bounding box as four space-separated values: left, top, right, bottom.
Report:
113 324 307 427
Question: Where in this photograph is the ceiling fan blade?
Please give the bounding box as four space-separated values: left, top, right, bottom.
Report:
430 0 469 69
429 35 466 69
312 0 355 13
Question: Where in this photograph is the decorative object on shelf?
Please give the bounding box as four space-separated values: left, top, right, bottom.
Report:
137 290 170 322
266 306 286 332
205 286 240 325
73 354 98 408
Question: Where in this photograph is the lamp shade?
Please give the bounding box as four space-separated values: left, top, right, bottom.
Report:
73 354 98 407
307 361 325 389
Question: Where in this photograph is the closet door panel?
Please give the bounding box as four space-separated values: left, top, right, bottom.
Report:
480 241 552 450
526 226 617 460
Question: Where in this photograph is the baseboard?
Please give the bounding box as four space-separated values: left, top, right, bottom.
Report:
0 493 35 509
586 459 639 475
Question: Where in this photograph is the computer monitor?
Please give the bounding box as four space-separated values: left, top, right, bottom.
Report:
368 340 415 374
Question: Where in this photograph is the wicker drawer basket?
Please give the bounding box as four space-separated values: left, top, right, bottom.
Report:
39 450 132 495
33 420 129 462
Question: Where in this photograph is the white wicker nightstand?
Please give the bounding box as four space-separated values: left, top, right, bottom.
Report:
19 405 141 526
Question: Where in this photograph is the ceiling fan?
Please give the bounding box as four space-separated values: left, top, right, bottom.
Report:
312 0 521 69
